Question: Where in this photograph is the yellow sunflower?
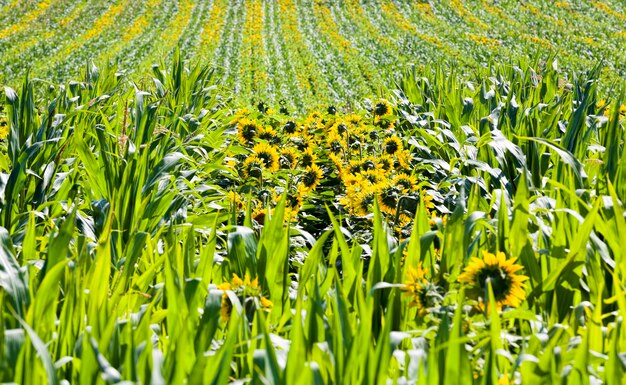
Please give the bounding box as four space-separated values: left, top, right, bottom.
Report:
395 149 413 170
282 120 299 136
0 115 8 140
280 147 299 169
402 265 429 316
242 156 264 179
383 136 403 155
458 251 528 309
218 273 264 321
258 125 280 144
377 183 403 215
373 99 393 117
392 173 417 193
300 164 323 192
237 118 261 144
252 142 280 172
298 147 317 168
327 131 346 154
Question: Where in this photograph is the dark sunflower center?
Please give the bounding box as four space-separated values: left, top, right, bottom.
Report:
300 154 314 167
476 266 512 301
242 124 257 141
359 194 375 212
246 161 263 178
330 140 343 153
380 187 401 209
302 170 319 187
396 179 412 191
283 121 297 134
385 140 399 155
362 160 376 171
374 103 390 116
257 152 274 168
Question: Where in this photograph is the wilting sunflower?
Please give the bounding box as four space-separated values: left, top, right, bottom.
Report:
237 118 261 144
252 142 280 172
373 99 393 117
458 251 528 309
383 136 403 155
300 164 323 192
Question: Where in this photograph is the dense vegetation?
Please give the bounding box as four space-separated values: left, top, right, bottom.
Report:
1 1 626 384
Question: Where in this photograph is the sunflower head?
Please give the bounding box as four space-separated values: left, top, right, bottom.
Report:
252 142 280 172
242 156 264 179
280 147 298 169
336 122 348 135
327 131 346 154
402 264 439 316
300 164 323 192
258 126 280 144
376 118 395 131
458 251 528 309
218 273 266 322
237 118 260 143
383 136 403 155
299 148 317 168
0 114 8 140
373 100 393 117
392 173 417 193
378 184 403 215
282 120 298 135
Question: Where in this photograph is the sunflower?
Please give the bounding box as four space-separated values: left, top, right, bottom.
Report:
378 184 403 215
252 142 280 172
0 119 8 140
282 120 298 135
394 149 413 170
327 131 346 154
376 117 395 131
458 251 528 309
378 155 395 171
299 147 317 168
402 265 429 316
300 164 323 192
341 184 379 216
242 156 264 179
237 118 260 144
359 168 385 186
383 136 403 155
218 273 265 321
373 99 393 117
258 125 280 144
280 147 298 169
392 173 417 193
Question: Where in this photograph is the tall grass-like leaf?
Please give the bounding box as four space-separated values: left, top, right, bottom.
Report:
0 227 29 316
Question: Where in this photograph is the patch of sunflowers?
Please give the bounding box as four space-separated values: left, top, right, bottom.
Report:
224 100 440 235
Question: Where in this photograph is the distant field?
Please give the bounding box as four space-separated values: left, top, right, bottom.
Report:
1 0 626 108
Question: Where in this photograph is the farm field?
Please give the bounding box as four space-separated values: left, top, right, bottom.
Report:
1 1 626 384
